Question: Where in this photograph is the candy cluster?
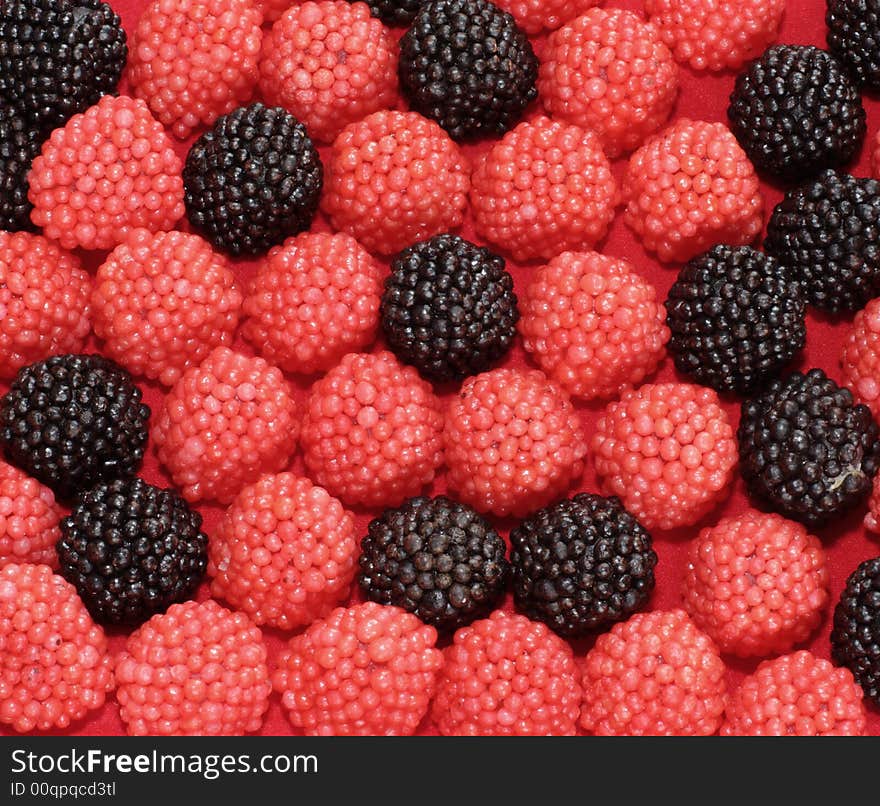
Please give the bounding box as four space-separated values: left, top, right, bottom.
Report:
2 0 880 740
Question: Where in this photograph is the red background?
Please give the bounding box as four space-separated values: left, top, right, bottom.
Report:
3 0 878 737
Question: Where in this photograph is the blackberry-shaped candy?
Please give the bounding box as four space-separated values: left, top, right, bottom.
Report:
832 557 880 707
348 0 422 26
57 477 208 626
827 0 880 90
0 354 150 500
0 104 41 231
764 170 880 313
728 45 865 181
510 493 657 639
665 245 806 394
359 495 509 632
0 0 127 132
380 235 519 382
398 0 538 141
183 103 323 256
738 368 880 526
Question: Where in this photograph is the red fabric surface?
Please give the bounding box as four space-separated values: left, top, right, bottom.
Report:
3 0 878 737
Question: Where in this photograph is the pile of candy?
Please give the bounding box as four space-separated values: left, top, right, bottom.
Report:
2 0 880 737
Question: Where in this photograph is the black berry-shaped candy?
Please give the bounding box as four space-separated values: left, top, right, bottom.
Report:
764 170 880 314
727 44 865 181
350 0 422 25
665 245 806 394
827 0 880 90
183 103 323 256
58 477 208 626
380 234 519 382
0 354 150 499
398 0 538 141
737 368 880 526
510 493 657 638
359 495 509 632
0 104 41 231
0 0 127 132
831 556 880 706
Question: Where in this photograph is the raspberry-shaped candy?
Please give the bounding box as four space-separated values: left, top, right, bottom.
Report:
842 298 880 421
273 602 442 735
519 251 669 401
321 110 470 255
623 119 763 264
682 510 829 658
0 462 62 568
0 563 112 733
592 382 737 530
93 229 242 387
241 232 383 375
300 351 443 508
645 0 785 71
538 9 679 158
444 368 587 518
128 0 263 139
115 600 271 735
153 347 298 504
721 651 865 736
209 473 358 629
27 95 184 251
260 1 398 144
470 116 617 262
431 610 582 736
581 609 726 736
491 0 598 34
0 232 91 379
